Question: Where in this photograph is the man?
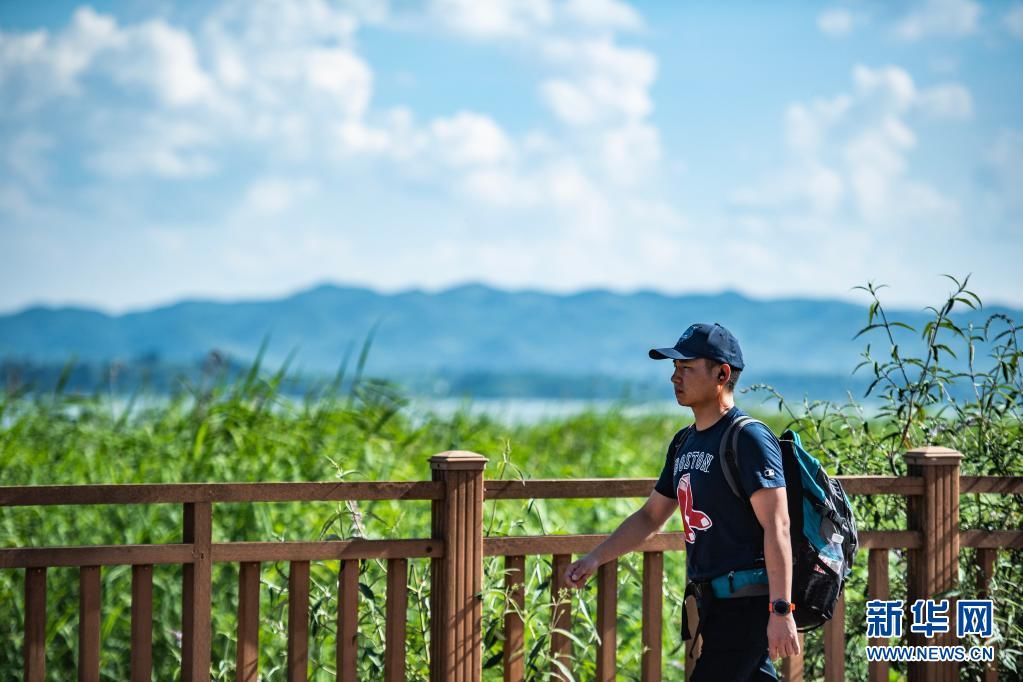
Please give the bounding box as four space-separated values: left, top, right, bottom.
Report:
563 322 800 680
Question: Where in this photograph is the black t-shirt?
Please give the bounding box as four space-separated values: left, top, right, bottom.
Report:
654 406 786 582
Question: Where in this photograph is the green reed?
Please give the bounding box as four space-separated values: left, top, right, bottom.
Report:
1 276 1020 680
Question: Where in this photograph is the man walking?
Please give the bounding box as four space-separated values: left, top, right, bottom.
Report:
563 323 800 679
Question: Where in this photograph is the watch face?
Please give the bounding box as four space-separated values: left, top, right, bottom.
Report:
772 599 790 614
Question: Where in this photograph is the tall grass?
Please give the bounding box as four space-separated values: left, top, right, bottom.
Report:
1 277 1020 680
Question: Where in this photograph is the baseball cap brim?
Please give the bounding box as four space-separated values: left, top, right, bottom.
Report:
648 347 699 360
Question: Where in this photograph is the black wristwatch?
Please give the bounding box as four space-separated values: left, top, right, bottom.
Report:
770 598 794 615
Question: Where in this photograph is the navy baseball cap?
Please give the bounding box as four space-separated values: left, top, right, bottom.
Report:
648 322 745 370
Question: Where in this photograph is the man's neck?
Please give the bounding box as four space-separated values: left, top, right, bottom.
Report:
690 397 735 431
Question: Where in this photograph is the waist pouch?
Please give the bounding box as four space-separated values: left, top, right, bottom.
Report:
681 568 770 643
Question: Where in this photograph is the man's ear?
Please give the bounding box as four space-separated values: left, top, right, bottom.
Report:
718 364 731 384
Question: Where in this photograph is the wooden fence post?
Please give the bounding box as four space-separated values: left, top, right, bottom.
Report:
905 446 962 682
182 501 213 682
430 451 488 682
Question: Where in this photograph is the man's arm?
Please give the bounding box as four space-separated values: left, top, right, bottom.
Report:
751 486 800 660
563 490 676 588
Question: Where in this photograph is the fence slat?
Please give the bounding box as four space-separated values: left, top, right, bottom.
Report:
385 558 408 682
24 566 46 682
182 502 212 682
641 552 663 682
503 555 525 682
79 565 101 682
288 561 310 682
978 548 998 682
236 561 260 682
823 593 845 682
782 634 805 682
337 559 358 681
867 549 890 682
596 559 617 682
550 553 572 678
454 473 466 682
131 564 153 682
471 471 483 679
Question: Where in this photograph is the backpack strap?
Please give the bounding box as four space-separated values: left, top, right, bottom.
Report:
670 424 695 463
719 416 769 502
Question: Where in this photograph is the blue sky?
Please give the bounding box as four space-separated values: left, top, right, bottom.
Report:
1 0 1021 314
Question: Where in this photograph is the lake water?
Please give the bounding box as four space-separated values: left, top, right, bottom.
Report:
406 397 681 424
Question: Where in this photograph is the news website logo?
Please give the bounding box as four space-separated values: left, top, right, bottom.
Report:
864 598 995 664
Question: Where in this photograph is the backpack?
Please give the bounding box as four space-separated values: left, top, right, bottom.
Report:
720 417 859 631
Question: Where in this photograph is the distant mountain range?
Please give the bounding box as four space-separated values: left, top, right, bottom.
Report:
2 283 1017 400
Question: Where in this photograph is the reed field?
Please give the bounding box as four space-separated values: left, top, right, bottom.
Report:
2 278 1021 680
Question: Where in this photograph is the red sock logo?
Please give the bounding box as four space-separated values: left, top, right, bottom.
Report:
676 473 712 543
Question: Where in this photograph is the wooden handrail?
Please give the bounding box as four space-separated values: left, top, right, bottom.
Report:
3 448 1022 682
6 473 1017 508
0 480 443 506
960 476 1023 494
484 533 686 557
0 538 439 568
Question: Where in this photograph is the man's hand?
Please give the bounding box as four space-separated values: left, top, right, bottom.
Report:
563 555 599 588
767 612 800 660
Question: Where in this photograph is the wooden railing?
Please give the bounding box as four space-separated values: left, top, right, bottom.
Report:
1 447 1021 681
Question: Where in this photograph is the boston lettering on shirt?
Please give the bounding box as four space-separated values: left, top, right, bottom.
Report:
654 406 786 582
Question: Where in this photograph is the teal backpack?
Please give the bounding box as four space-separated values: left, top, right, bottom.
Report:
721 417 859 631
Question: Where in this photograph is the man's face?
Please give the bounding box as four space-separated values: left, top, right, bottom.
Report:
670 358 719 406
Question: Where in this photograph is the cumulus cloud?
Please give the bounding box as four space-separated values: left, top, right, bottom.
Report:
87 118 217 179
986 130 1023 206
915 83 972 118
817 8 855 37
731 64 970 226
430 112 516 167
893 0 980 41
540 38 656 126
851 64 972 119
241 177 318 215
562 0 643 32
1005 4 1023 38
428 0 553 39
0 0 682 310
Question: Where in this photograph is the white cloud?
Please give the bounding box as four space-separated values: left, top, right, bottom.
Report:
241 177 317 215
915 83 972 119
731 162 845 215
87 119 217 178
853 64 972 119
893 0 980 41
429 0 553 39
600 122 661 184
430 112 515 167
785 95 852 155
304 47 372 117
818 8 855 37
0 7 120 108
0 7 218 111
1005 5 1023 38
732 64 970 227
853 64 917 111
987 129 1023 200
0 0 685 311
540 38 657 125
3 131 54 189
843 117 917 221
562 0 643 32
114 20 215 107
